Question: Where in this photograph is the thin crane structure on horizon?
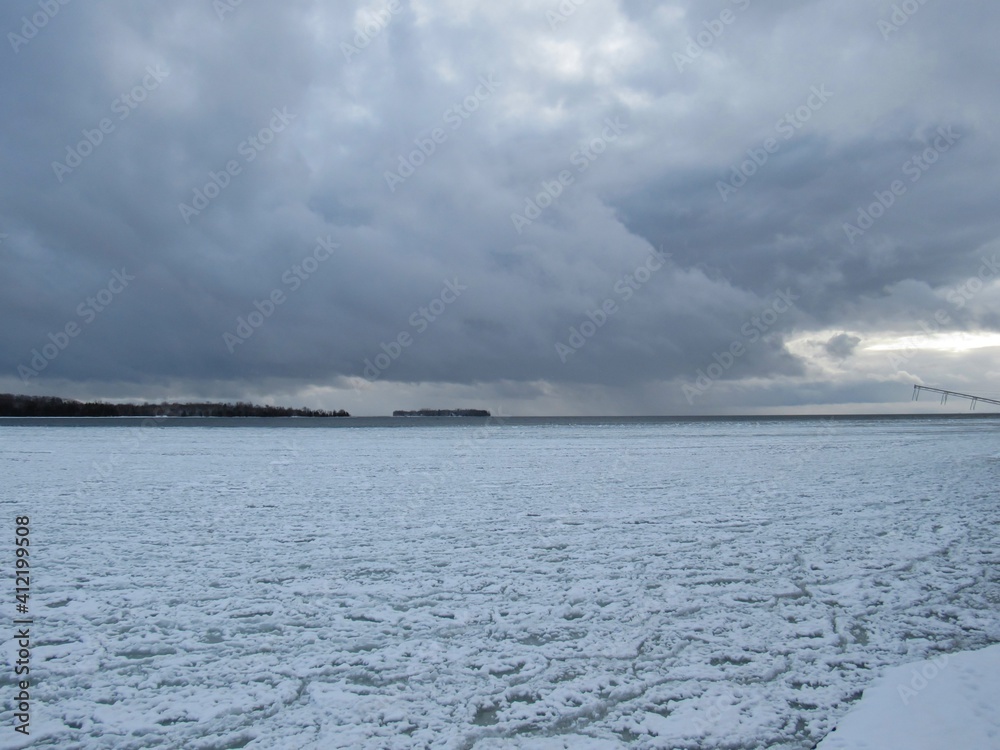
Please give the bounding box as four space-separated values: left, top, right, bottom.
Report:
912 385 1000 410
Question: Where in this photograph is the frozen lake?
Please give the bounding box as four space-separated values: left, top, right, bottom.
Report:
2 417 998 749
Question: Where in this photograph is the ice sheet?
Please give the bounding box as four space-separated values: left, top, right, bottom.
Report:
1 418 997 748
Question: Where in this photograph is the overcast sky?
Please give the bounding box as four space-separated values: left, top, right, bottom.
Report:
2 0 999 415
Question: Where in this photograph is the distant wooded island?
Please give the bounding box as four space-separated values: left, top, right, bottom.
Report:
392 409 491 417
0 393 349 418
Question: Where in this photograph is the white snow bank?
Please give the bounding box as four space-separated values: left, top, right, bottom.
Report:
817 644 1000 750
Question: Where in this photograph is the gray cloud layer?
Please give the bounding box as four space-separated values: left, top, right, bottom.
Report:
2 0 999 414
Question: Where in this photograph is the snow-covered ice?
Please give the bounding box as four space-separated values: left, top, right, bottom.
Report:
1 417 998 748
815 643 1000 750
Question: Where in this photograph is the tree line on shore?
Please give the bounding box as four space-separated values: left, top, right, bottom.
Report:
392 409 491 417
0 393 349 418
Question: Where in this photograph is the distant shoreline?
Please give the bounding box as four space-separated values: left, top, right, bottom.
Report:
1 413 997 428
0 393 348 418
392 409 491 417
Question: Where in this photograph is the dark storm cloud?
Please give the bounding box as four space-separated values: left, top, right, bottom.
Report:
2 0 998 412
824 333 862 359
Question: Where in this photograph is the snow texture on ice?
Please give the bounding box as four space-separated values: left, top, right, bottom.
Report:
1 418 998 748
